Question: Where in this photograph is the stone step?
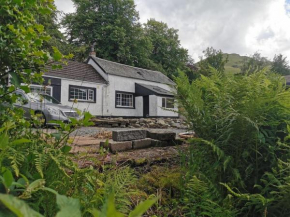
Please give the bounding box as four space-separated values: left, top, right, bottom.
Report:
100 141 132 153
112 130 147 141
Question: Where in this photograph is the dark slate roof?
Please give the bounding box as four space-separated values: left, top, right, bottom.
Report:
90 56 175 85
285 75 290 85
44 60 107 84
135 83 174 96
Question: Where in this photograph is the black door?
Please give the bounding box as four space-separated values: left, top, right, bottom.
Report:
143 96 149 118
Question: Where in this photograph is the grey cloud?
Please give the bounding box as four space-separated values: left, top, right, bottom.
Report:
135 0 285 60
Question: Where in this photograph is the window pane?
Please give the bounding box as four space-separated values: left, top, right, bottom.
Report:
88 89 94 101
162 98 166 108
69 86 96 101
30 85 52 96
166 98 174 108
116 93 121 106
116 93 133 107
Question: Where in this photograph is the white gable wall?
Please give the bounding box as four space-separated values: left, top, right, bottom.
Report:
102 74 178 117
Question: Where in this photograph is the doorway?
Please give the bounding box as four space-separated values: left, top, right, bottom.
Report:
143 96 149 118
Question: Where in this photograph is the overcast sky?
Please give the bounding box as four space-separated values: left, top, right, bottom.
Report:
55 0 290 62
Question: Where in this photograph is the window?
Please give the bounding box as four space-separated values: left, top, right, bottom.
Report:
69 85 96 102
162 97 175 109
30 85 52 96
116 92 134 108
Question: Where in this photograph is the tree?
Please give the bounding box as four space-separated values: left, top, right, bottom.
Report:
37 5 71 55
240 52 269 75
144 19 191 78
61 0 152 65
198 47 228 76
0 0 69 104
271 54 290 75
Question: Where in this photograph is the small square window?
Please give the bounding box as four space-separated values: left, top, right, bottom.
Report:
116 92 134 108
162 97 175 109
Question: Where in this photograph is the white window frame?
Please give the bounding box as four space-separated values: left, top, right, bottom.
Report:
29 84 53 96
116 92 134 108
69 85 96 102
162 97 175 109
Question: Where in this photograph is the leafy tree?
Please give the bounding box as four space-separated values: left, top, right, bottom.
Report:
271 54 290 75
143 19 191 78
198 47 228 76
36 5 71 55
0 0 70 105
61 0 153 65
240 52 269 74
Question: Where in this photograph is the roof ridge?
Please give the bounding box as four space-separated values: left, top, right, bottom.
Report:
93 57 167 75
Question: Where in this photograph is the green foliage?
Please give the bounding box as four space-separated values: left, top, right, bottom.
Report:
271 54 290 75
137 166 183 215
144 19 192 78
90 194 156 217
183 176 237 217
175 69 290 216
0 1 155 216
0 0 71 105
61 0 150 63
198 47 228 76
240 52 270 75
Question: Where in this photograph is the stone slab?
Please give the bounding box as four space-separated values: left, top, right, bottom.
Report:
151 139 169 147
147 131 176 141
132 138 152 149
100 141 132 153
112 130 147 141
151 139 184 147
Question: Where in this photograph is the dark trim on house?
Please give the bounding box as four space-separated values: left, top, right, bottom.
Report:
32 76 62 102
115 91 135 109
135 83 174 97
87 57 108 75
68 85 96 103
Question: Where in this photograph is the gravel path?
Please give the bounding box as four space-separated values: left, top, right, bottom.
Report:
70 127 188 137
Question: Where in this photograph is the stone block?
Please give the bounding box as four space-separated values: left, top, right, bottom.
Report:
100 141 132 153
147 131 176 141
151 139 183 147
151 139 168 147
112 130 147 141
132 138 152 149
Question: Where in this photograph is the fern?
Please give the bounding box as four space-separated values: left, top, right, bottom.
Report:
34 151 48 179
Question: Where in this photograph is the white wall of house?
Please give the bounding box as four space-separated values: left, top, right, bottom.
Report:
60 78 105 116
149 95 157 116
102 74 178 117
156 96 178 117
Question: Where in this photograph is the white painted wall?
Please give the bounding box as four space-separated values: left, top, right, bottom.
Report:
149 95 157 116
156 96 178 117
60 78 105 116
102 74 178 117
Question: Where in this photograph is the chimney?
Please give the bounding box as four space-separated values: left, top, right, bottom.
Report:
89 42 96 57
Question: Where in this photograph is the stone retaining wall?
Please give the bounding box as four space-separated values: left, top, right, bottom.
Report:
92 117 187 129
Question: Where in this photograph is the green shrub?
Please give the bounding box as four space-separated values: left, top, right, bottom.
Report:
175 69 290 216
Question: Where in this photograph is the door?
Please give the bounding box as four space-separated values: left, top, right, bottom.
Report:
143 96 149 118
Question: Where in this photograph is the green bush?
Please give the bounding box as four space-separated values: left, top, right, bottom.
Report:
175 69 290 216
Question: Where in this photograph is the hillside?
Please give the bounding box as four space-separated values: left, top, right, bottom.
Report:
223 53 250 73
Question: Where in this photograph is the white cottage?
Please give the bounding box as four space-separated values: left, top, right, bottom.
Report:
37 53 178 118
